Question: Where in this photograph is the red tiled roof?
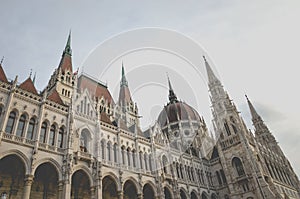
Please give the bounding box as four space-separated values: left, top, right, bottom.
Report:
58 54 72 73
19 77 38 95
47 89 64 105
118 86 132 105
100 112 112 125
0 64 8 83
78 75 114 106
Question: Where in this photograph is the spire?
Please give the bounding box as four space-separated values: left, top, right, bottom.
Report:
120 62 128 87
245 95 261 121
203 56 220 85
64 30 72 56
33 72 36 84
167 75 178 104
58 32 73 73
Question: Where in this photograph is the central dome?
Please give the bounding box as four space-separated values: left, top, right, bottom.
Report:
157 77 202 129
158 101 201 128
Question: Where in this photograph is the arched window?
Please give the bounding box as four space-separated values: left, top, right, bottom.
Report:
107 142 111 161
26 118 35 140
162 155 168 174
127 148 131 166
101 140 105 159
139 152 143 169
216 171 222 185
232 157 245 176
48 125 56 146
149 154 152 171
16 114 26 137
132 150 136 167
57 127 64 148
5 111 16 134
40 122 47 143
144 153 148 170
224 121 231 136
80 129 90 152
220 169 227 184
113 144 118 163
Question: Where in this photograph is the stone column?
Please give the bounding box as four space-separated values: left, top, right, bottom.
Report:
90 186 96 199
58 181 64 199
22 175 34 199
117 190 123 199
137 193 143 199
62 180 71 199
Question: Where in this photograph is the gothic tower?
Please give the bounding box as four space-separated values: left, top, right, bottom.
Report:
117 63 140 128
204 56 274 199
246 96 300 198
46 32 76 104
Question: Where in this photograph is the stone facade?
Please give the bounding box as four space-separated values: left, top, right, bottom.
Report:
0 34 299 199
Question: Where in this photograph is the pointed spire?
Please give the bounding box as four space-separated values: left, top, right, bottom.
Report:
64 30 72 56
167 75 178 104
203 56 220 85
245 95 261 121
120 62 128 87
0 56 4 65
33 72 36 84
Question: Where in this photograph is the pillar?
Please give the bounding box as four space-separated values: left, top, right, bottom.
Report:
58 180 64 199
118 190 123 199
137 192 143 199
22 175 34 199
62 180 71 199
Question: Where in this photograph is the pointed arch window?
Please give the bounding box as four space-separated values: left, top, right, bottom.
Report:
26 118 35 140
132 150 136 167
224 121 231 136
57 127 64 148
16 114 26 137
162 155 168 174
107 142 111 161
5 111 16 134
101 140 105 159
113 144 118 163
127 148 131 166
80 129 90 152
48 125 56 146
40 122 47 143
232 157 245 176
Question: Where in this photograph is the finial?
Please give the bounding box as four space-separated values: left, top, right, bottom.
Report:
29 69 33 78
33 72 36 84
0 56 4 65
203 55 207 62
245 94 249 101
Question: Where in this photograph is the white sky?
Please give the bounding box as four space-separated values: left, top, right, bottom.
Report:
0 1 299 176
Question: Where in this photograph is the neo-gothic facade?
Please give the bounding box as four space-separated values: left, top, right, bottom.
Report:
0 33 299 199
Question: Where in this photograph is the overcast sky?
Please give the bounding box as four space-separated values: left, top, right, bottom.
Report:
0 1 299 176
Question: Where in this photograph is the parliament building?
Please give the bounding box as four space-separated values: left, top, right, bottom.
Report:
0 33 299 199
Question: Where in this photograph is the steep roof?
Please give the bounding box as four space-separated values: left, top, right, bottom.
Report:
47 90 64 105
77 74 114 106
0 64 8 83
58 32 72 73
100 112 112 125
19 77 38 95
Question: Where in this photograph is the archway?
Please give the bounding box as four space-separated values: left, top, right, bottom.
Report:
143 183 155 199
191 191 198 199
123 180 137 199
211 193 217 199
71 170 91 199
0 155 25 198
180 189 187 199
164 187 172 199
31 163 59 198
102 176 118 199
201 192 208 199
